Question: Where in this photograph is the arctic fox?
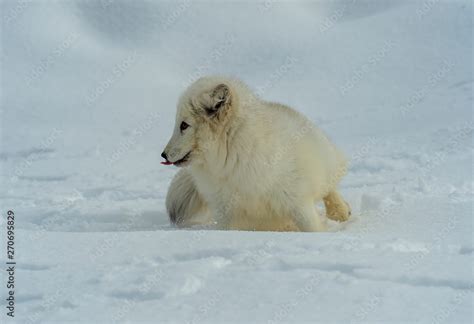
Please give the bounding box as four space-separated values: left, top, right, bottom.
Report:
161 76 350 231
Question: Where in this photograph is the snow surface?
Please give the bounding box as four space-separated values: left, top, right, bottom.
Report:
0 0 473 323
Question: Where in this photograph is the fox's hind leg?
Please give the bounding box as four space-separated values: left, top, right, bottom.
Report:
166 169 210 227
323 190 351 222
290 202 327 232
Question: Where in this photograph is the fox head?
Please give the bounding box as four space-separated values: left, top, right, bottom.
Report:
162 77 237 168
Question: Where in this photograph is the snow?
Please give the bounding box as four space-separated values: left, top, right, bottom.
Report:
1 0 473 323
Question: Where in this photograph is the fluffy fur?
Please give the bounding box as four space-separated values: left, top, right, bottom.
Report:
162 76 350 232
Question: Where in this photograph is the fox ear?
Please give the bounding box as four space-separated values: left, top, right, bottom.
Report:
204 84 231 118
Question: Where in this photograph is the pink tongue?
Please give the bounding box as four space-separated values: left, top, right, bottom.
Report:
161 161 173 165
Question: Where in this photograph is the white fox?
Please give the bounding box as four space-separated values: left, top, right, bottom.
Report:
162 76 350 231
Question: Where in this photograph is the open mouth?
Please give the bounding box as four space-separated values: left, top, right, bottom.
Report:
161 151 191 166
173 152 191 166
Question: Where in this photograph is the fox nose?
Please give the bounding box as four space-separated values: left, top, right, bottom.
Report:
161 152 168 160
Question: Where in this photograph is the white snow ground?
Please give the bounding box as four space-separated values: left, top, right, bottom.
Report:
0 0 473 323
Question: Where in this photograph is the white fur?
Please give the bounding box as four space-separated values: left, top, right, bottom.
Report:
163 76 350 232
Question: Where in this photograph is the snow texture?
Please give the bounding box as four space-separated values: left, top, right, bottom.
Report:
0 0 473 323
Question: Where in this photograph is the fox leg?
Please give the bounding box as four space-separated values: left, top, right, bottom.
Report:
290 203 327 232
323 190 351 222
166 169 210 227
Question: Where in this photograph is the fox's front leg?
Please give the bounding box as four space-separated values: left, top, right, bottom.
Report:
210 201 234 230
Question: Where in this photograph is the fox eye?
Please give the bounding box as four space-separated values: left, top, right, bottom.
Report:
180 121 190 132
